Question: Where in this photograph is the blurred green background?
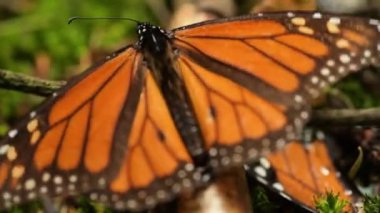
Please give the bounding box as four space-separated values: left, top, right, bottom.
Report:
0 0 156 134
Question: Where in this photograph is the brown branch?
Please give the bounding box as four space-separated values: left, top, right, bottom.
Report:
0 69 65 97
310 108 380 126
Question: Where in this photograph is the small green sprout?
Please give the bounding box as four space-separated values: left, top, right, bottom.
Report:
363 194 380 213
314 191 349 213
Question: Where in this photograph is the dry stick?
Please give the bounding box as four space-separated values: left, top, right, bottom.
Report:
311 108 380 126
0 69 65 96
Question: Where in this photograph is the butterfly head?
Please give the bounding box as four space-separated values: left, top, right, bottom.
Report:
137 23 169 54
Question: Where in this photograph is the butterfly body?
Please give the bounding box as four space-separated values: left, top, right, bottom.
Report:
1 12 380 211
137 23 210 169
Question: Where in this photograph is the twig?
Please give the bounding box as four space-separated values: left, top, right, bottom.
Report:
0 69 65 97
310 108 380 126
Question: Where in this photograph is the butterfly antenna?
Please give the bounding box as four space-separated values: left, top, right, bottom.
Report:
68 16 141 25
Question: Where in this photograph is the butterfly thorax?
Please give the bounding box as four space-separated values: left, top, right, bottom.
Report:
137 23 169 55
138 23 211 169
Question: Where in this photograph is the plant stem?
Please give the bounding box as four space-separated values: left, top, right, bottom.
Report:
0 69 65 97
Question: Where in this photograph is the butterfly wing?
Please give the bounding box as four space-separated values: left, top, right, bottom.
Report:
173 12 380 168
0 47 140 208
101 69 200 210
0 47 198 210
247 138 359 211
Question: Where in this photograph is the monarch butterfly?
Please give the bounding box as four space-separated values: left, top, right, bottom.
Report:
246 131 360 211
0 11 379 210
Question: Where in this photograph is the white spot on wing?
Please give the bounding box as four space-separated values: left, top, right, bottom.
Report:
256 176 268 185
287 12 295 17
30 111 36 118
8 129 18 138
25 179 36 190
301 111 309 119
364 50 372 57
329 17 341 24
53 176 63 184
321 67 330 76
312 12 322 19
209 148 217 156
328 76 336 83
98 177 106 187
0 144 10 155
339 54 351 63
27 192 36 199
273 182 284 191
42 172 51 182
369 19 379 25
2 192 11 200
294 95 303 103
345 190 353 196
259 157 271 169
13 195 21 203
327 60 335 67
279 192 292 201
40 186 48 193
320 167 330 176
311 76 319 84
254 166 267 177
185 164 194 171
69 175 78 183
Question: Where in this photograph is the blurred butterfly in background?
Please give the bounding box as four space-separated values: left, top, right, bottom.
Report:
246 130 361 212
0 11 380 211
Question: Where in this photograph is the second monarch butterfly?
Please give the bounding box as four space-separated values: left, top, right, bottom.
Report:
0 11 380 211
246 131 361 211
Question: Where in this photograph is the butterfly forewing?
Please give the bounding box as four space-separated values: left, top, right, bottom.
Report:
0 48 145 208
173 12 380 169
174 13 380 101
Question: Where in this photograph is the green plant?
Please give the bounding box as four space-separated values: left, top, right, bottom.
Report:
363 194 380 213
314 191 349 213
